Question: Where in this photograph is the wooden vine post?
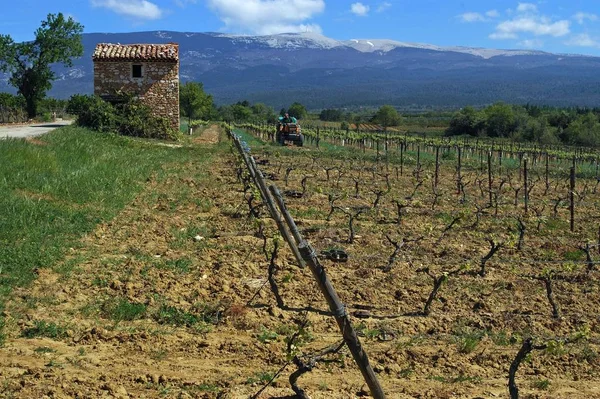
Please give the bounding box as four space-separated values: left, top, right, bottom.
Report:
316 126 320 148
400 141 404 176
270 186 386 399
570 166 575 232
545 152 549 191
487 151 493 207
434 146 440 189
523 158 528 214
228 129 385 398
456 146 462 195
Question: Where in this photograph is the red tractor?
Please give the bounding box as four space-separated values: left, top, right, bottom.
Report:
276 121 304 146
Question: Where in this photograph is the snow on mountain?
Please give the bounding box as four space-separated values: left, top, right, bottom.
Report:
215 32 340 50
155 31 172 39
341 37 546 58
212 32 549 59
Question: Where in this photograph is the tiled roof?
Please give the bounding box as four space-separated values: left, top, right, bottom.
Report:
92 43 179 62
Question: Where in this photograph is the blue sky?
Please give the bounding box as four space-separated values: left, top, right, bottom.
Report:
2 0 600 56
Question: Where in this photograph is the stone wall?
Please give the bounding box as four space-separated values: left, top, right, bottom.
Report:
94 61 180 131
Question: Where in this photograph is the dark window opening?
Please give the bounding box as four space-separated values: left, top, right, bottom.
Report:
132 64 142 78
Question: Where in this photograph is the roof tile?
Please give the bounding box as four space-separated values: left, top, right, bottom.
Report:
92 43 179 62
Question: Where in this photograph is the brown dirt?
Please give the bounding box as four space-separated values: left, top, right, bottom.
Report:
193 125 221 145
1 129 599 398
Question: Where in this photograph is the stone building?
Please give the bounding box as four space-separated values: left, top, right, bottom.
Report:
92 43 180 131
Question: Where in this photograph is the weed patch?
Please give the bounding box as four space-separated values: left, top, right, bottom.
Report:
102 297 147 323
22 320 67 339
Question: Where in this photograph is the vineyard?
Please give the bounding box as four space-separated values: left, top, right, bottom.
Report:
229 124 600 398
1 123 599 398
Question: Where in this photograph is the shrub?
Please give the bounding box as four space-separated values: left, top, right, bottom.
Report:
68 94 117 132
67 94 181 140
116 99 180 141
40 112 53 122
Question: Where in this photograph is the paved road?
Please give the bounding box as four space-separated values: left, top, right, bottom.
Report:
0 120 73 139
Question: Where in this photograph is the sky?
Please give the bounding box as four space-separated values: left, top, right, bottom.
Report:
2 0 600 56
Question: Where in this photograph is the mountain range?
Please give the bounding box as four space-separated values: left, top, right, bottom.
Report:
3 30 600 110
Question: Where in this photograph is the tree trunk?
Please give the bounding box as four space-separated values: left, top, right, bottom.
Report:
24 96 37 119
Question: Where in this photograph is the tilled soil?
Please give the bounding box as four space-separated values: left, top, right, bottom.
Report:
1 127 599 399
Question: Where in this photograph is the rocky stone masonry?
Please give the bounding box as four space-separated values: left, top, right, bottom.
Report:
93 43 180 132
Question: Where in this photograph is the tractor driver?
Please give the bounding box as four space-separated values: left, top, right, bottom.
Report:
281 113 297 124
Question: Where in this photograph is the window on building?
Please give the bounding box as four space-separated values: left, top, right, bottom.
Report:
132 64 143 78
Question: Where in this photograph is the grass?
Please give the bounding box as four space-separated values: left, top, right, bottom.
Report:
0 317 6 346
158 257 193 273
533 379 550 390
0 125 219 318
256 326 278 343
102 297 147 323
451 326 486 354
231 128 266 148
22 320 68 339
154 305 199 327
169 222 215 250
246 371 275 385
153 302 220 332
456 332 483 354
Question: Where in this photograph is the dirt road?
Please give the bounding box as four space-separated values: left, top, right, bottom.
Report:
0 120 72 139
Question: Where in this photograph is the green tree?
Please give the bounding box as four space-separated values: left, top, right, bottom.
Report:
484 102 517 137
563 112 600 146
319 108 343 121
251 102 277 123
445 106 484 136
373 105 401 130
217 105 235 123
232 103 252 122
288 102 307 120
179 81 213 125
0 13 83 118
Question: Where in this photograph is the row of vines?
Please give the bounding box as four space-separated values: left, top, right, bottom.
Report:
230 124 600 398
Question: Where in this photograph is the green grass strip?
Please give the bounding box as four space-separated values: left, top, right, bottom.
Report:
0 126 216 308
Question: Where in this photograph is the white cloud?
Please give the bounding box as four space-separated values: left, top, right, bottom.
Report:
516 3 537 13
486 10 500 18
459 12 486 23
565 33 599 47
572 12 598 24
90 0 163 20
206 0 325 35
517 38 543 48
458 9 500 23
377 2 391 13
490 17 570 39
351 3 370 17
